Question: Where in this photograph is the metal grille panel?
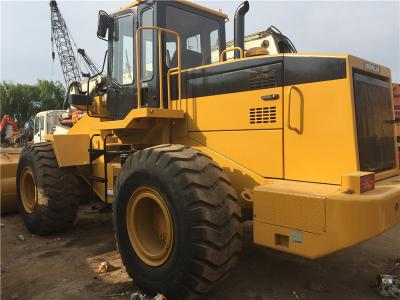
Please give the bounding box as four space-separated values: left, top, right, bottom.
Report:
249 70 278 90
250 107 277 124
353 71 396 172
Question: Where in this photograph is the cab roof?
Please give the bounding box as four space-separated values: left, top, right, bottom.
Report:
118 0 229 20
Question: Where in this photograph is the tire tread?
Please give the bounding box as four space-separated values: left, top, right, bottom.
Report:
16 142 80 235
114 144 242 299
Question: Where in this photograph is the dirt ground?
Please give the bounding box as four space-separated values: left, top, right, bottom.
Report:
1 204 399 300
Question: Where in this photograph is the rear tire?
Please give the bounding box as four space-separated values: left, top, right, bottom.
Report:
16 142 80 235
113 144 242 299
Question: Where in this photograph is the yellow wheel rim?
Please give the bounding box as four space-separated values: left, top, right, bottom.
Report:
20 167 37 214
126 187 173 266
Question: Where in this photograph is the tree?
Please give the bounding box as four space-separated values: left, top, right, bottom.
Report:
0 80 65 128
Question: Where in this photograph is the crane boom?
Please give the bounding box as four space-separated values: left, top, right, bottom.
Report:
77 48 101 78
50 0 81 88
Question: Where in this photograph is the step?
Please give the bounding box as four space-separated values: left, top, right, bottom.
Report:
106 143 131 151
89 175 106 183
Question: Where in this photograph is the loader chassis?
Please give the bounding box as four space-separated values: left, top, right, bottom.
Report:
17 1 400 299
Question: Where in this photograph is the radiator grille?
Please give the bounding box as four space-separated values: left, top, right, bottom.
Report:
249 70 277 90
353 71 396 172
250 107 277 124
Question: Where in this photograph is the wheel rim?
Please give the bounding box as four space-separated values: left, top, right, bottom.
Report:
126 187 173 266
20 167 37 214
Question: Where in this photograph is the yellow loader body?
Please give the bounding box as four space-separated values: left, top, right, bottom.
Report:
46 53 400 258
254 175 400 259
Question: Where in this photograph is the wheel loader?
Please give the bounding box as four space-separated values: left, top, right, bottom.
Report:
16 0 400 299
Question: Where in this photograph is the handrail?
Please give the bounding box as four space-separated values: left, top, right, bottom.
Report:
135 26 181 110
287 85 303 134
220 47 244 62
167 67 182 109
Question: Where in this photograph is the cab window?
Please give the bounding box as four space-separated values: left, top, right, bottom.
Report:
40 116 44 131
35 116 44 136
187 34 201 53
111 14 134 85
210 29 219 63
165 5 220 69
34 117 40 135
141 8 154 81
46 111 61 134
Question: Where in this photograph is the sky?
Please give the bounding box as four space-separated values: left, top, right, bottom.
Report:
0 0 399 85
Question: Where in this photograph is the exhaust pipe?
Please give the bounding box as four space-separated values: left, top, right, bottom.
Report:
234 1 249 59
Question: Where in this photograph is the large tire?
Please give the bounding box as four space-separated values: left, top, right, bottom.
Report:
16 142 80 235
113 144 242 299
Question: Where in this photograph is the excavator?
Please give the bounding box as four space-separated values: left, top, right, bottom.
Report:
15 1 399 299
0 115 19 140
0 115 31 146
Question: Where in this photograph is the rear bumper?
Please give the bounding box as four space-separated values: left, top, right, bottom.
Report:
253 175 400 259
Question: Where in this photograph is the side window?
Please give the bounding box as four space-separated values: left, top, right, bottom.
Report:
46 112 60 134
165 5 220 69
141 8 153 81
40 116 44 130
34 117 39 135
111 15 134 85
166 40 176 68
210 29 219 63
186 34 201 53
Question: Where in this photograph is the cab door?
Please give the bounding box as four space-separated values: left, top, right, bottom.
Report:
107 12 136 120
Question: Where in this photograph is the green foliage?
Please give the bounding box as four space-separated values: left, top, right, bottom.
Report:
0 80 65 128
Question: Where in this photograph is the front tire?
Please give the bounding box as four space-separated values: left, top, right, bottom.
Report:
16 142 80 235
113 145 243 299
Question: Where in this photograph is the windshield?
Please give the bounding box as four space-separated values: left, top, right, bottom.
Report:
165 5 221 69
46 111 63 134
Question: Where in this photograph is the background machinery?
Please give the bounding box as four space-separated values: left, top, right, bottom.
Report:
50 0 104 105
0 0 92 216
0 115 31 146
0 116 20 145
50 0 80 88
16 1 400 299
220 25 297 60
1 110 69 215
32 110 70 143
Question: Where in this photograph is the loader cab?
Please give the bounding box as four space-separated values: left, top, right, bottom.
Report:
102 1 226 119
33 110 67 143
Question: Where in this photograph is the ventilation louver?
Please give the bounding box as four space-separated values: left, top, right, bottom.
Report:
250 107 277 124
249 70 277 90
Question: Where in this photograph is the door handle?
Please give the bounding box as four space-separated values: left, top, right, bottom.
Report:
261 94 279 101
287 86 303 134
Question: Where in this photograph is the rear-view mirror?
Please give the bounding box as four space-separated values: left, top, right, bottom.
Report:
97 10 111 40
